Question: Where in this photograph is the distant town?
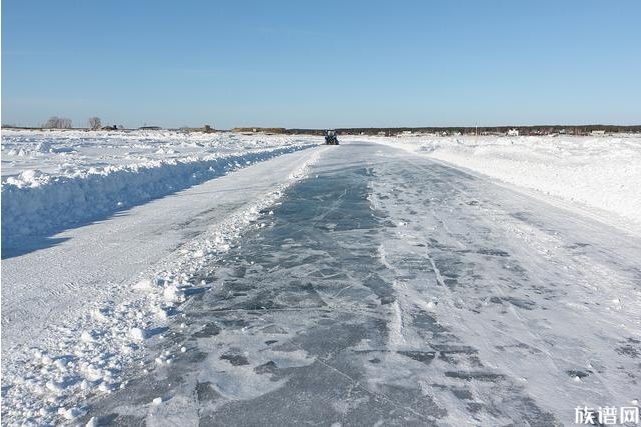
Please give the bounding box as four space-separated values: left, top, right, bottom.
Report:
239 125 641 137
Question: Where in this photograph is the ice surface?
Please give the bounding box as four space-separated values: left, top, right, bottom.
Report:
68 141 640 426
2 135 640 426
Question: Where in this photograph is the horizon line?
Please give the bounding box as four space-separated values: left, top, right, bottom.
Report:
3 123 641 130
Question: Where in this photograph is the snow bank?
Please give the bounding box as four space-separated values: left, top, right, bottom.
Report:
370 134 641 231
1 130 317 244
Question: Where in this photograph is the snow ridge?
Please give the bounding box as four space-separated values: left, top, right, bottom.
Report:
365 134 641 233
2 145 314 245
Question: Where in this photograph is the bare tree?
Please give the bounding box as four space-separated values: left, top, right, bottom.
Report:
44 116 59 128
88 117 101 130
44 116 72 129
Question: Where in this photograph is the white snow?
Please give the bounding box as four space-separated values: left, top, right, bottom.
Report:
361 141 641 425
2 130 640 425
1 129 316 245
369 134 641 234
1 129 324 426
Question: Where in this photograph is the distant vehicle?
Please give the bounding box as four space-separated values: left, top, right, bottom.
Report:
325 130 339 145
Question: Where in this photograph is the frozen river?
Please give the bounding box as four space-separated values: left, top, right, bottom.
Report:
71 141 641 426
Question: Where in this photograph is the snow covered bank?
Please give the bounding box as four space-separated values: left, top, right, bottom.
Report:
368 134 641 232
1 130 318 246
1 136 328 425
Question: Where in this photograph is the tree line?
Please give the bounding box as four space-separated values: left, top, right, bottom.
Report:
40 116 117 130
43 116 73 129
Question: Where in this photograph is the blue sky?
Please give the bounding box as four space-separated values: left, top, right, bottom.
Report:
2 0 640 129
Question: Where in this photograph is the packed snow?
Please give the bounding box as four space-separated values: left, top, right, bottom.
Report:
2 130 640 425
370 134 641 234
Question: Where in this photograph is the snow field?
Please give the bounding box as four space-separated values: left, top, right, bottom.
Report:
1 130 318 245
368 134 641 233
4 130 640 424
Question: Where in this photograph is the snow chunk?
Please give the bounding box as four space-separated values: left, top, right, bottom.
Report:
36 140 52 153
133 278 155 291
58 406 86 420
163 284 185 303
80 331 96 343
46 380 65 394
129 327 147 340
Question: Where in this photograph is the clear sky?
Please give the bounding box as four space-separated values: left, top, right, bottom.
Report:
2 0 640 129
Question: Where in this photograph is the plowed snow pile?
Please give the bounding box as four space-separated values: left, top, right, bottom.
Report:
371 134 641 233
1 129 317 245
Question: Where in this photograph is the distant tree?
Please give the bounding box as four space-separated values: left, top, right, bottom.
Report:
44 116 59 128
44 116 72 129
88 117 101 130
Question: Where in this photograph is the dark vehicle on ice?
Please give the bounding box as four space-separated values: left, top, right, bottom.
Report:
325 130 339 145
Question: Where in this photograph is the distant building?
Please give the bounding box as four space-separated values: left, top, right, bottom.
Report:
507 128 519 136
591 130 606 136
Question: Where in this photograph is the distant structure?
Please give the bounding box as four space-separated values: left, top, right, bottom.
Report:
265 125 641 136
230 127 286 134
139 126 162 130
507 128 519 136
591 130 606 136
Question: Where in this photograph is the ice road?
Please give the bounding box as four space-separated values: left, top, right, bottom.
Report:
10 140 641 425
